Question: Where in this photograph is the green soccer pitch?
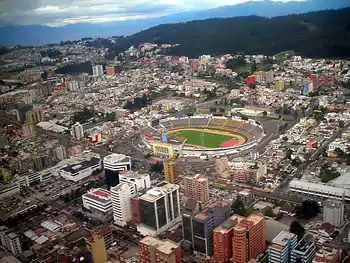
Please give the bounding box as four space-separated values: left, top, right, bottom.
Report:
174 129 233 148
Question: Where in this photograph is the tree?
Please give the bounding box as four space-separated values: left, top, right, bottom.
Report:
150 162 164 173
290 221 305 241
262 111 268 116
296 200 320 219
264 206 275 217
282 136 288 142
231 198 246 216
251 60 257 74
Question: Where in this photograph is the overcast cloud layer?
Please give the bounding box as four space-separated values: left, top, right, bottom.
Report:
0 0 301 26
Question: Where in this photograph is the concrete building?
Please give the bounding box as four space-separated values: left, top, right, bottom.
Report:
313 246 341 263
103 153 132 189
22 123 36 137
323 199 344 227
111 182 136 227
139 236 182 263
266 70 274 83
71 122 84 140
275 79 285 92
137 182 181 236
92 65 104 76
232 213 266 263
60 157 101 182
184 201 231 258
268 231 298 263
86 233 107 263
0 226 22 256
291 238 316 263
53 145 67 161
163 160 178 184
0 181 20 199
213 215 244 263
183 174 209 203
25 108 43 124
303 80 314 95
82 188 113 215
119 171 151 191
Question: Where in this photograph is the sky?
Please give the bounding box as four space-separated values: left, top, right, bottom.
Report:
0 0 304 27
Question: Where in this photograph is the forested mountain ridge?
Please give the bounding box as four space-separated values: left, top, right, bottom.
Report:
113 8 350 58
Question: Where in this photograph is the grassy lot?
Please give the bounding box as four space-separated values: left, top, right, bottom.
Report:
174 129 233 148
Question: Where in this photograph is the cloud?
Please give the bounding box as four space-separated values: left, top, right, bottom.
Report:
0 0 300 26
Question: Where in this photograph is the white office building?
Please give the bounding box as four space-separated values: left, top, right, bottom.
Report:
82 188 113 215
111 182 136 227
71 122 84 140
119 171 151 191
323 199 344 227
60 157 101 182
268 231 298 263
0 226 22 256
103 153 132 189
92 65 104 76
137 182 181 236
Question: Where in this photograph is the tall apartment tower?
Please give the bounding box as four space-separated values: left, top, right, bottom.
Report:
163 160 178 183
268 231 298 263
137 182 181 236
103 153 132 190
183 174 209 203
22 123 36 137
71 122 84 140
291 238 316 263
86 234 108 263
25 108 43 124
92 65 104 76
232 213 266 263
213 215 244 263
139 236 182 263
186 201 231 258
0 226 23 256
111 182 136 227
323 199 344 227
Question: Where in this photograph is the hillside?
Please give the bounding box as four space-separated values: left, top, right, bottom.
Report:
113 8 350 58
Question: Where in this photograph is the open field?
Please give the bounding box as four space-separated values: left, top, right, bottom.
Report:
174 129 232 148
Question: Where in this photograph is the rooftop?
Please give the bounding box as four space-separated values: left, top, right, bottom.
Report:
271 231 297 247
120 170 149 180
103 153 130 164
61 157 100 174
293 238 315 253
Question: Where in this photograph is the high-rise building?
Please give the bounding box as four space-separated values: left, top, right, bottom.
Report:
303 79 314 95
103 153 132 190
137 182 181 236
119 171 151 191
111 182 136 226
82 188 113 216
86 233 108 263
313 246 341 263
139 236 182 263
22 123 36 137
0 226 22 256
268 231 298 263
92 65 104 76
0 130 9 148
188 201 231 258
183 174 209 203
266 70 274 83
71 122 84 140
291 238 316 263
106 66 116 75
323 199 344 227
213 215 244 263
232 213 266 263
16 104 32 123
163 160 178 183
275 79 285 91
25 108 43 124
53 145 67 161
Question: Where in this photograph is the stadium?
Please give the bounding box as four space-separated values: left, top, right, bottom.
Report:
141 115 265 158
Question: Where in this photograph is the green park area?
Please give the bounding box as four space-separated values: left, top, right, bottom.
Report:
173 129 233 148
